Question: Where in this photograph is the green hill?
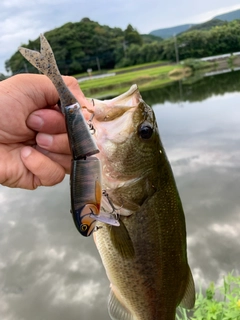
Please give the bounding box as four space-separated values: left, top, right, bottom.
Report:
150 24 195 39
141 34 163 42
150 8 240 39
179 19 227 34
213 8 240 21
6 19 162 75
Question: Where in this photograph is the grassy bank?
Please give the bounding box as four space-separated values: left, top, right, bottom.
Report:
77 63 191 98
177 272 240 320
74 61 169 79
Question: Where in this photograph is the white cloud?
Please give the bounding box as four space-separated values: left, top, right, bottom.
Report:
45 247 66 261
72 280 101 304
68 254 101 273
169 146 240 177
209 222 240 238
52 279 101 305
192 4 240 24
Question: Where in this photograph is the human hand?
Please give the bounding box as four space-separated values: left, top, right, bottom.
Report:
0 74 91 189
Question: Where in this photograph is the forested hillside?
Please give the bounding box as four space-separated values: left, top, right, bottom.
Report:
212 9 240 22
149 8 240 39
119 19 240 65
6 18 161 75
178 19 227 34
6 18 240 75
149 24 194 39
168 20 240 60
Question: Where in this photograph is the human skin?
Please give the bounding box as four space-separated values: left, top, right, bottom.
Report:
0 73 88 189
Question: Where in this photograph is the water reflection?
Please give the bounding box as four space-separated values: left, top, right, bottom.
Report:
153 92 240 291
0 184 110 319
1 71 240 319
142 69 240 105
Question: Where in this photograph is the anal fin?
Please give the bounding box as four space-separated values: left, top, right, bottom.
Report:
108 288 133 320
180 266 195 309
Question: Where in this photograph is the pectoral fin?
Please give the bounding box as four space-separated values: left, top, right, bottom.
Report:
108 288 133 320
109 219 135 259
180 266 195 309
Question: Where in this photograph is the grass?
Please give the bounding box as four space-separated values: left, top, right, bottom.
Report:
176 272 240 320
74 61 169 78
76 63 187 98
112 60 168 73
73 57 235 98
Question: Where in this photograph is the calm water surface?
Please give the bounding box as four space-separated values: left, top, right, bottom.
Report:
1 70 240 319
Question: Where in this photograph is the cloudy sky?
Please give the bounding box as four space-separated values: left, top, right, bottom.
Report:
1 0 240 74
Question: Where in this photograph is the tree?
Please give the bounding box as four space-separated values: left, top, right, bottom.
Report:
7 19 126 74
124 24 143 46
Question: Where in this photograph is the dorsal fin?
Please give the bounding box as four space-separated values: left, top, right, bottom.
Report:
108 289 133 320
180 266 195 309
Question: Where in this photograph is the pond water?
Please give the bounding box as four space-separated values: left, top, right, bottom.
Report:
1 70 240 319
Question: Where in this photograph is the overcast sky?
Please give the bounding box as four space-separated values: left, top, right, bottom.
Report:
1 0 240 74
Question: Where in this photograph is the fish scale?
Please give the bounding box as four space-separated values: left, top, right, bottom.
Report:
95 190 186 320
92 87 195 319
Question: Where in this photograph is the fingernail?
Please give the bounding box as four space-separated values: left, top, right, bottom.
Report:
21 146 32 158
37 133 53 147
27 114 44 130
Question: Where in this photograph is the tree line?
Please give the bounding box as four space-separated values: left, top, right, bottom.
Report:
5 18 240 75
6 18 148 75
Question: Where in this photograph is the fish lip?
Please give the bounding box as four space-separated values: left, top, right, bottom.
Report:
109 84 139 105
89 84 157 147
86 84 141 122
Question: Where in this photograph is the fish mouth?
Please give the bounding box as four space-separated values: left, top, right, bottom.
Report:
86 84 141 122
85 84 143 145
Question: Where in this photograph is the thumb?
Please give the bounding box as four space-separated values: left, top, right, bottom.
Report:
21 146 65 188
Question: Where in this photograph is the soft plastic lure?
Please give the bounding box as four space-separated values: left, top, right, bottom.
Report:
19 34 120 236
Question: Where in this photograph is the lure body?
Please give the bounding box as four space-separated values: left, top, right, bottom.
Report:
19 34 119 236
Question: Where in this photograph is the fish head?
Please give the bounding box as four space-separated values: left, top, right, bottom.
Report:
87 85 163 213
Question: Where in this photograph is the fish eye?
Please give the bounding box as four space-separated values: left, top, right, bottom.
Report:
138 123 153 139
80 224 88 232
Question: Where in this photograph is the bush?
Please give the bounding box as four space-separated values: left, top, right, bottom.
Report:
181 58 211 71
177 272 240 320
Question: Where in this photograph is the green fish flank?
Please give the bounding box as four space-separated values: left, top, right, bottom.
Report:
92 85 195 320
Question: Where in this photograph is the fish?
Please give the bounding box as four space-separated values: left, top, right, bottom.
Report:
18 34 195 319
87 85 195 320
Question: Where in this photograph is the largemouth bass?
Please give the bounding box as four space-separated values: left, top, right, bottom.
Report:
88 85 195 320
18 34 195 320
